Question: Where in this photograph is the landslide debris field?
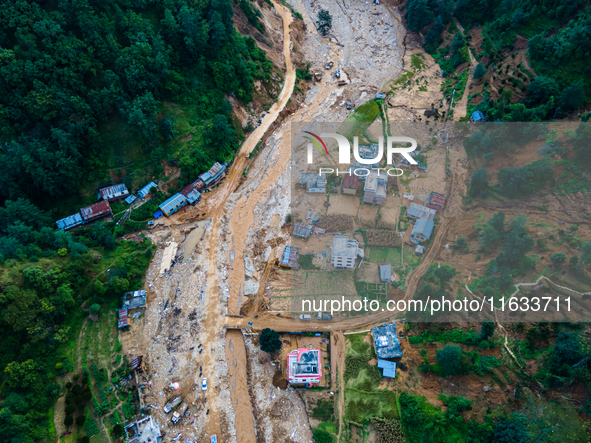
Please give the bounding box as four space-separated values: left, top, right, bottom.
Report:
116 1 591 443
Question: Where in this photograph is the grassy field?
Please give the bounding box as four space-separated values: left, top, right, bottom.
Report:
339 100 381 140
368 247 402 266
344 333 400 429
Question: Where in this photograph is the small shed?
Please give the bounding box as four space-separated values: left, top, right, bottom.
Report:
379 263 392 282
125 195 137 205
472 110 486 122
138 182 158 199
377 359 397 378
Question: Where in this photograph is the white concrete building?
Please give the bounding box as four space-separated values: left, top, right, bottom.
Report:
331 235 364 269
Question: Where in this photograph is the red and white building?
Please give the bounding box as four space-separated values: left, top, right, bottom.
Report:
287 348 322 384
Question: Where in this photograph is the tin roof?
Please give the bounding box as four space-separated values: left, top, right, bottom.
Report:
56 213 84 230
138 182 158 198
411 218 434 241
118 309 129 328
342 173 359 189
125 195 137 204
293 222 313 238
372 324 402 359
208 162 225 180
80 200 112 221
159 193 188 214
98 184 128 201
192 178 205 190
377 359 397 377
407 203 436 221
130 355 143 370
281 246 300 267
379 263 392 281
428 191 446 209
472 110 486 122
180 184 201 204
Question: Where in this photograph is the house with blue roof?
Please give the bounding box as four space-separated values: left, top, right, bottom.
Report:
158 193 188 216
377 359 397 378
411 218 434 244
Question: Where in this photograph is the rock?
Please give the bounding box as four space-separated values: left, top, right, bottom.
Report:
483 386 490 392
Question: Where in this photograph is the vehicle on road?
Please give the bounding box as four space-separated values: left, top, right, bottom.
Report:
337 80 347 86
211 435 218 443
325 61 334 69
299 314 312 321
317 312 333 320
376 93 386 99
335 70 340 78
201 378 208 391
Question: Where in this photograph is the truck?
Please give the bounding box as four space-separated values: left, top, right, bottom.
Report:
211 435 218 443
316 312 333 320
171 411 182 424
299 314 312 321
163 396 182 414
337 80 347 86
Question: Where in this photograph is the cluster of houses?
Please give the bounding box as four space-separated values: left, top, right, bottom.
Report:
154 162 226 218
56 162 227 229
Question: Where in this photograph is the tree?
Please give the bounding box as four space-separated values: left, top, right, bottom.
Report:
582 242 591 264
75 415 86 426
259 328 282 353
64 415 74 427
90 304 101 317
405 0 434 32
560 80 584 113
480 322 495 341
570 255 579 267
434 266 455 288
550 253 566 267
113 424 124 438
436 345 462 374
316 10 332 36
524 75 560 107
493 420 526 443
473 63 487 79
312 428 332 443
469 168 488 197
424 16 444 46
574 123 591 162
